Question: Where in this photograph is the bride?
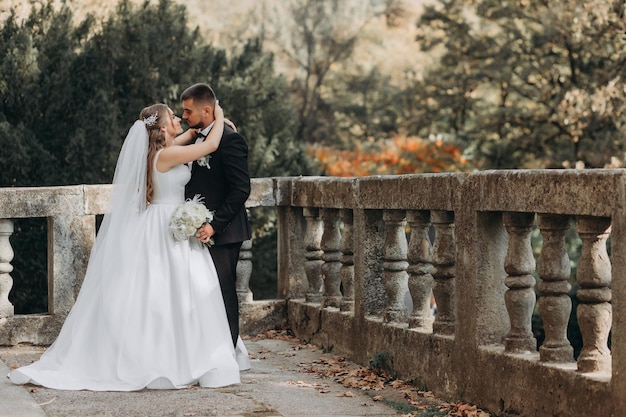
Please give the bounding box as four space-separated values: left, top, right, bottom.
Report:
9 102 248 391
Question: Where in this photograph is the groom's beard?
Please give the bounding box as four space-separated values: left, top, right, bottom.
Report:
186 121 203 129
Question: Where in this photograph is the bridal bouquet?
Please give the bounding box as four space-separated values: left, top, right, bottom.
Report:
169 195 214 247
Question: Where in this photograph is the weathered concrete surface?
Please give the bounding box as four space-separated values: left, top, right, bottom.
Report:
462 169 626 216
358 173 464 210
289 301 457 399
288 302 355 355
464 346 611 417
0 315 66 346
83 184 112 214
0 337 411 417
292 176 359 209
239 300 287 336
0 186 84 219
0 357 46 417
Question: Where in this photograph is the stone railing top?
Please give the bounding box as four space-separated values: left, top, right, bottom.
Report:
464 169 626 216
0 185 87 218
2 169 625 218
288 169 626 216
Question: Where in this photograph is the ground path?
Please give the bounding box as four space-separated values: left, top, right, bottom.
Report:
1 330 488 417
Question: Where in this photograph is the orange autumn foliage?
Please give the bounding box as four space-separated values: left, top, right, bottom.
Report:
309 135 471 177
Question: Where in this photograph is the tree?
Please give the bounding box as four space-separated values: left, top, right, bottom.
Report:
217 38 317 178
326 66 403 148
310 134 472 176
258 0 407 144
0 3 85 186
0 0 223 186
413 0 626 169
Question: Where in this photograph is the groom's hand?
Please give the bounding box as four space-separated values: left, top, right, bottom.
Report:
195 223 215 244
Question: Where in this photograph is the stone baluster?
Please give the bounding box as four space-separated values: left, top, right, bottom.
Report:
304 208 324 303
321 208 342 308
406 210 434 330
354 209 385 318
382 210 409 323
339 209 354 312
432 211 456 335
0 219 14 318
575 216 612 373
236 239 253 303
537 214 574 362
503 212 537 353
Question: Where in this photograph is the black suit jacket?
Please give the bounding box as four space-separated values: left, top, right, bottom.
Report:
185 124 252 245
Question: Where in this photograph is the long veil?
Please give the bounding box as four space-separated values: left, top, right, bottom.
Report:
74 120 149 300
55 120 150 311
50 121 149 343
96 120 148 253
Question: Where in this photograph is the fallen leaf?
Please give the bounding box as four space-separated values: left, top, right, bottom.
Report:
390 379 406 389
448 402 491 417
336 391 354 397
287 380 313 388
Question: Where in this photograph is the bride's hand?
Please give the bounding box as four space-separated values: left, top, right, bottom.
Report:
213 101 224 121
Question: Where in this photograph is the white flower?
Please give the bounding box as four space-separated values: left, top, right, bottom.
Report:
197 155 212 169
169 195 214 247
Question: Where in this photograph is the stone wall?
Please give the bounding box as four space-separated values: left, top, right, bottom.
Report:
283 171 626 417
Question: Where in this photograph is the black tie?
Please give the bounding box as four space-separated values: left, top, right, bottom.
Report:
196 130 207 139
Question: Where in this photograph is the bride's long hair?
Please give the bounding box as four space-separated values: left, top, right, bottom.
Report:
139 104 169 204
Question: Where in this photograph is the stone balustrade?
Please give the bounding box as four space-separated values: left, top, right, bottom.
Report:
2 170 626 416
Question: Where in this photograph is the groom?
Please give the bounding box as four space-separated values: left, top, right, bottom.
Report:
180 83 252 348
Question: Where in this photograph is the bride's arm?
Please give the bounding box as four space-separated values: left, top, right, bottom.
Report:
158 104 225 170
171 129 196 146
170 109 233 147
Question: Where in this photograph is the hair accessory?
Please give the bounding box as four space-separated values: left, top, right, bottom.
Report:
143 112 159 127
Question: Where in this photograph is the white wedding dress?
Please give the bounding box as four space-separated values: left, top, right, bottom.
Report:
10 150 249 391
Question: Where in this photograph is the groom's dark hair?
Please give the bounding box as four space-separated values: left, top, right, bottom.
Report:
180 83 217 106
